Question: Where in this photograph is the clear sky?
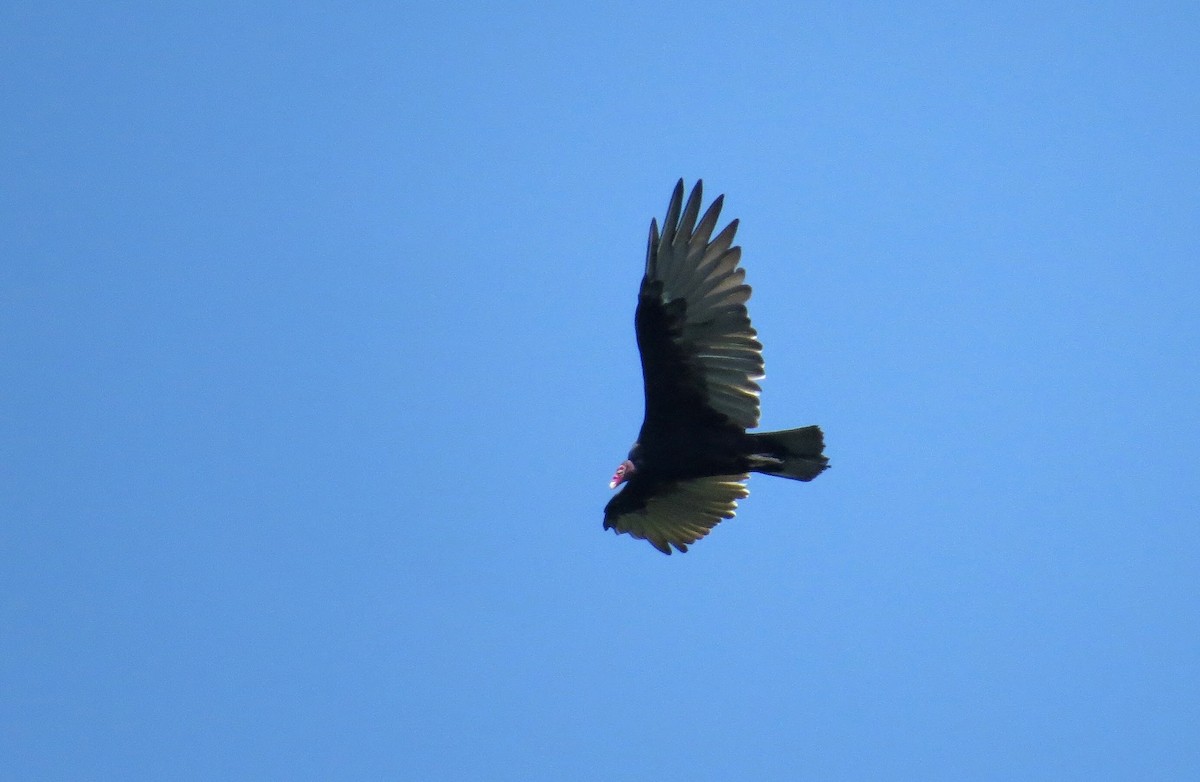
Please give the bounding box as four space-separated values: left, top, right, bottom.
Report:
3 2 1198 779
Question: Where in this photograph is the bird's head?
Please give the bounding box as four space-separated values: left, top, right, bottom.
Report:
609 459 636 489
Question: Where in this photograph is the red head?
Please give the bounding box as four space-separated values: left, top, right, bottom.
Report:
609 459 636 489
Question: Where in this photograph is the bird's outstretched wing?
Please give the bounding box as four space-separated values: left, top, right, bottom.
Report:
635 180 764 437
603 474 750 554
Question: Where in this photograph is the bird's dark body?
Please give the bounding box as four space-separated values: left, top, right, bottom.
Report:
603 180 828 553
606 428 824 517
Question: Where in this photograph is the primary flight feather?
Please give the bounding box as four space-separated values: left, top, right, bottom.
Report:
604 180 829 554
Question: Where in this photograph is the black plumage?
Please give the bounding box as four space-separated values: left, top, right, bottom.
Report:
604 180 829 554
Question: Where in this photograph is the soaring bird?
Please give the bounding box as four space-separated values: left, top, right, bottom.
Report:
604 180 828 554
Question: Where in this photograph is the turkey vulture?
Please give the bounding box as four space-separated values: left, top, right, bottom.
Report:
604 180 829 554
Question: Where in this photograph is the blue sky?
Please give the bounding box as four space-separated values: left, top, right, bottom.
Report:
3 2 1198 779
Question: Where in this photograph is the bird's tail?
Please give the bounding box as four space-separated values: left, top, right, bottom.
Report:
746 425 829 482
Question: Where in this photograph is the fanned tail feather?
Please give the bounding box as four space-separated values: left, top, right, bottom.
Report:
746 425 829 482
